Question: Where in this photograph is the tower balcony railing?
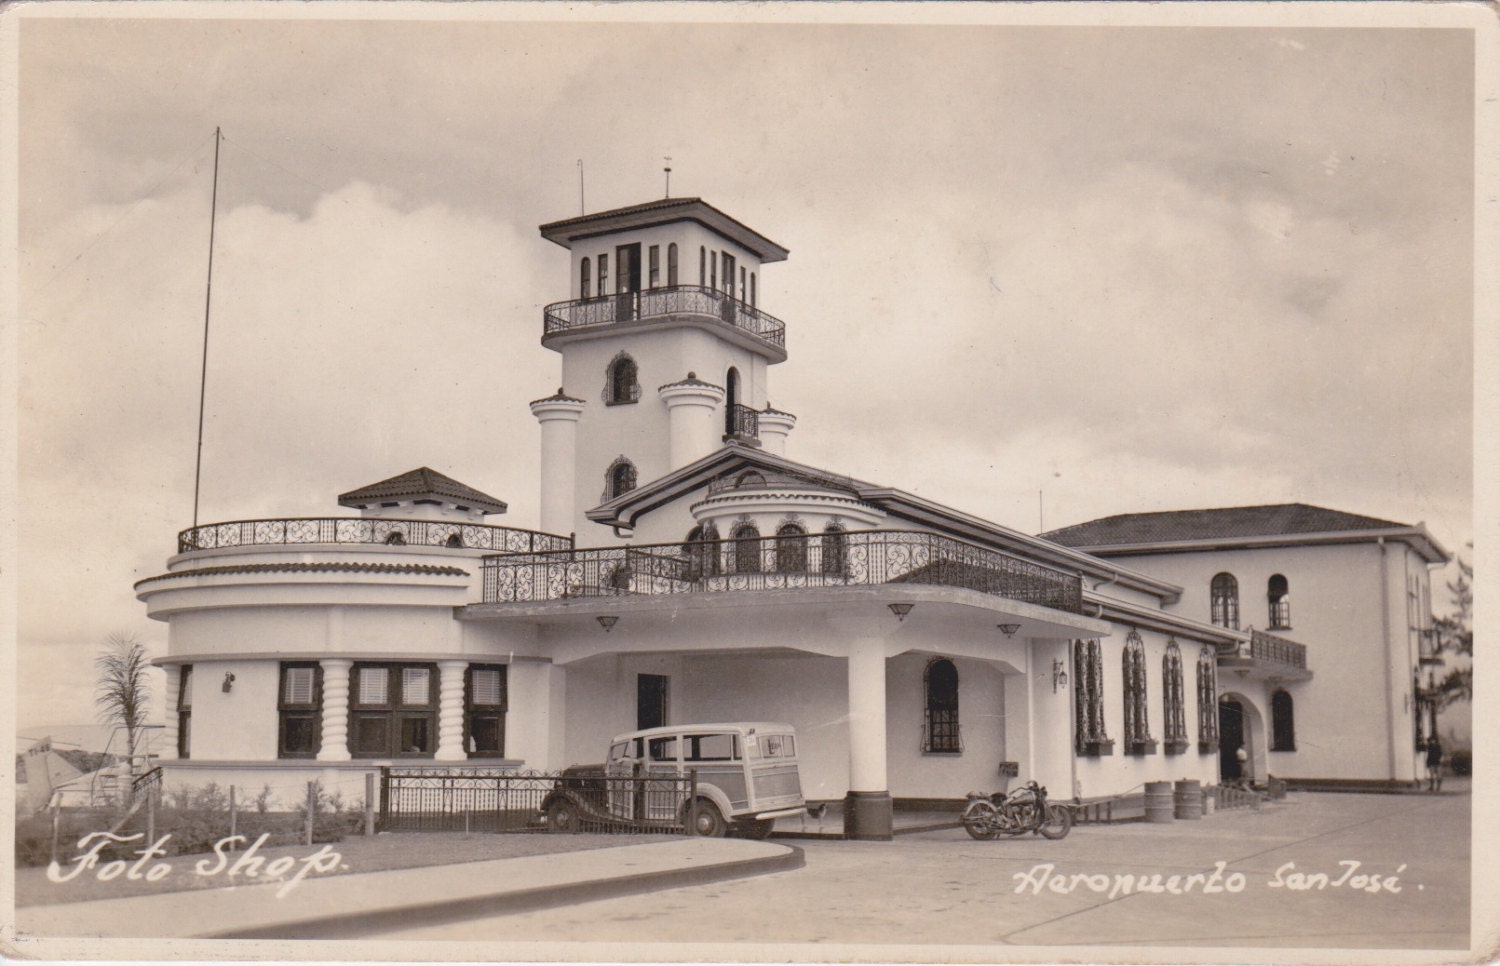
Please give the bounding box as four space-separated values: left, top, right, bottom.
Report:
177 517 574 555
725 404 760 440
479 529 1084 614
543 285 786 350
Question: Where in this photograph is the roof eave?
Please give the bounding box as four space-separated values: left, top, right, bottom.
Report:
539 199 789 263
1070 525 1450 564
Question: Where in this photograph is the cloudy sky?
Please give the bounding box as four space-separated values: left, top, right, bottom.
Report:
10 7 1481 740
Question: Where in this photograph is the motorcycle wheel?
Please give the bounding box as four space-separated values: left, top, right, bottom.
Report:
1040 803 1073 840
962 800 1000 840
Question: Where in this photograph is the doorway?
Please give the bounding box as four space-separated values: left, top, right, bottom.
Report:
1219 698 1245 779
637 673 669 731
615 243 642 319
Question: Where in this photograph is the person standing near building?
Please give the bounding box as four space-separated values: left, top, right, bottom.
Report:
1425 737 1444 792
1235 744 1250 786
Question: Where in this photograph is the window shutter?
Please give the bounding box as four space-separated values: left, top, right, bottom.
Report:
358 667 388 705
285 666 315 705
402 667 431 705
471 668 502 706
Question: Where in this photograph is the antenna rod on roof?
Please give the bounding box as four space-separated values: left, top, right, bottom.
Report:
577 159 585 215
664 157 672 198
192 126 222 532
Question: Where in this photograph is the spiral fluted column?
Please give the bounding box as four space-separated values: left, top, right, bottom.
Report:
160 666 181 760
317 659 352 761
436 660 469 761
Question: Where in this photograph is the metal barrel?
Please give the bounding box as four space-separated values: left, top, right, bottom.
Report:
1173 779 1203 820
1145 781 1175 823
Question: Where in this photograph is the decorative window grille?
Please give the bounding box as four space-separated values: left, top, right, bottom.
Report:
775 522 808 573
730 522 761 573
1268 574 1291 630
1211 573 1240 629
683 524 722 579
1271 689 1296 751
177 665 193 759
820 524 847 575
1196 646 1219 752
604 352 641 406
603 457 638 501
278 662 322 759
923 658 961 753
1122 630 1155 755
1073 639 1112 755
350 662 438 758
667 243 679 286
466 664 507 757
1162 640 1188 754
580 257 591 300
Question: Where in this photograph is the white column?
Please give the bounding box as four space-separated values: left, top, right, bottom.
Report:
160 665 181 761
435 660 469 761
530 390 586 538
658 374 725 468
507 661 567 770
847 637 888 792
318 659 352 762
757 407 796 457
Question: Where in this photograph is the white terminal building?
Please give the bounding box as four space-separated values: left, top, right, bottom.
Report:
135 197 1448 839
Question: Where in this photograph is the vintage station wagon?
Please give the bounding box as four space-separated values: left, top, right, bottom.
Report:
541 722 807 838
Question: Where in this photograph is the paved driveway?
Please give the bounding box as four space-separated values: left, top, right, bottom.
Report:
370 788 1471 957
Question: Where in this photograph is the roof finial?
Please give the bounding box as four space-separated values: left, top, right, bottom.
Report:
664 157 672 198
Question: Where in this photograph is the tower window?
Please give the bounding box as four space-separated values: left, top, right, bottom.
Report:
176 665 193 759
739 266 747 301
1210 573 1239 629
923 658 961 754
580 258 591 300
604 352 641 406
604 457 638 501
1268 574 1291 630
699 246 706 285
648 245 660 288
710 250 717 291
749 271 756 307
668 243 679 286
598 253 608 297
1271 689 1296 751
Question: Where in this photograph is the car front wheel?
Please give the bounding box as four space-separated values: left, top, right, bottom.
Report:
683 799 727 837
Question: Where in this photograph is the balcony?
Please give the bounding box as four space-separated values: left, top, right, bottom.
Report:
542 286 786 355
177 517 574 555
478 529 1084 614
725 403 760 441
1219 628 1312 681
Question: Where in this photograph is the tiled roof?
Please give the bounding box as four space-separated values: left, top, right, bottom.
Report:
539 197 789 262
1041 503 1409 548
135 561 470 589
338 467 508 514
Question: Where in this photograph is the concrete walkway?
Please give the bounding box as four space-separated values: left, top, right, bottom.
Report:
14 837 801 941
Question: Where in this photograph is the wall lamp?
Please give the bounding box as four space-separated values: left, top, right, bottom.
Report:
887 602 915 622
221 672 236 694
1052 658 1068 693
997 623 1021 638
597 615 620 633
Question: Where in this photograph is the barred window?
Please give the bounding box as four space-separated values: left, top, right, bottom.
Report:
1271 689 1296 751
1123 630 1155 755
683 523 722 579
1211 573 1239 629
923 658 961 753
1268 574 1291 630
605 352 640 406
730 522 761 574
466 665 507 757
604 456 638 501
820 524 847 575
279 662 321 759
1162 640 1188 754
1197 646 1219 753
775 522 808 573
1073 639 1112 755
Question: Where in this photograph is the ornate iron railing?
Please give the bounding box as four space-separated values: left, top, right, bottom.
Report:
177 517 573 555
1249 629 1307 670
480 530 1084 614
726 404 760 440
543 285 786 350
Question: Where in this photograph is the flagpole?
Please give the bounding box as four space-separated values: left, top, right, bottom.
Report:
192 127 221 532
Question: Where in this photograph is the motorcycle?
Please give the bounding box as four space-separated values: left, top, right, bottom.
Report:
961 780 1072 840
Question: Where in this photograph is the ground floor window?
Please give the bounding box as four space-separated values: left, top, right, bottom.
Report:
923 658 961 753
176 665 193 759
1073 639 1113 755
466 665 507 757
1122 631 1156 755
1271 688 1296 751
1162 640 1188 755
350 662 437 758
279 662 322 759
1196 646 1219 752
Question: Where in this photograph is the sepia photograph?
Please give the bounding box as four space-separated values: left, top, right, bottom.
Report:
3 2 1494 962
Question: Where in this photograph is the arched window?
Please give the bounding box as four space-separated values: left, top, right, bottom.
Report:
775 522 808 574
1271 689 1296 751
730 522 761 573
1123 630 1154 755
580 258 591 300
710 250 717 290
604 457 637 501
1073 639 1112 755
820 524 847 576
384 531 407 546
699 246 706 285
749 272 756 307
445 533 463 549
923 658 960 753
1196 646 1219 752
667 243 679 286
604 352 640 406
683 523 721 579
1210 573 1239 629
1162 640 1187 754
1268 574 1291 630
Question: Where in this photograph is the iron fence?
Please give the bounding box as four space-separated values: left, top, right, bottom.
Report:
480 529 1084 614
178 517 573 555
378 768 698 834
543 285 786 350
